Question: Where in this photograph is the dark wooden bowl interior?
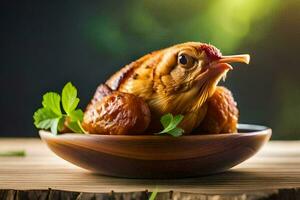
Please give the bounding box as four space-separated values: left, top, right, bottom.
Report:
39 124 271 178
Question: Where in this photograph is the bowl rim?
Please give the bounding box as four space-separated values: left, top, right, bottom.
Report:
39 123 272 139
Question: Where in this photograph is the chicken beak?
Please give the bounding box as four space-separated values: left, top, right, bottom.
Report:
203 54 250 82
195 54 250 87
208 54 250 74
216 54 250 65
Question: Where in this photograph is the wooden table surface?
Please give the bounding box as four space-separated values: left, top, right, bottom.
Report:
0 138 300 199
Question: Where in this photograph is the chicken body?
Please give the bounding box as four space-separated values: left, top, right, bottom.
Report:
105 42 249 134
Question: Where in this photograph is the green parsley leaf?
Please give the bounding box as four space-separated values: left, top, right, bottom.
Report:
172 114 184 127
160 113 173 128
168 127 184 137
157 113 184 137
69 109 84 122
50 118 60 135
67 120 86 134
62 82 80 115
57 116 66 132
42 92 62 116
33 82 87 135
160 114 184 133
33 107 61 134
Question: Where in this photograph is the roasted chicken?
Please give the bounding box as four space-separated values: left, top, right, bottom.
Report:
101 42 249 134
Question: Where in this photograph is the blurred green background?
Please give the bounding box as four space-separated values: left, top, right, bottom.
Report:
0 0 299 139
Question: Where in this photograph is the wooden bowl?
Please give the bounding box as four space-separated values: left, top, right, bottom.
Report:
39 124 271 178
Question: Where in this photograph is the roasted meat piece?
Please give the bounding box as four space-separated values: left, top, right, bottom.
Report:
105 42 249 134
82 85 151 135
196 86 239 134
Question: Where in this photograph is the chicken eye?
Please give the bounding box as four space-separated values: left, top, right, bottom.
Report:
179 55 187 65
178 54 195 68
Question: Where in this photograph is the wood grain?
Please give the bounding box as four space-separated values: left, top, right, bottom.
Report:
39 125 271 178
1 189 300 200
1 138 300 196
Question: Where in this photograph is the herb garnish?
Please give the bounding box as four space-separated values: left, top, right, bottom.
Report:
33 82 86 134
0 150 26 157
148 189 158 200
156 113 184 137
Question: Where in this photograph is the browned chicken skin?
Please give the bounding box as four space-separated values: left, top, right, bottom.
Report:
196 86 239 134
82 84 151 135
